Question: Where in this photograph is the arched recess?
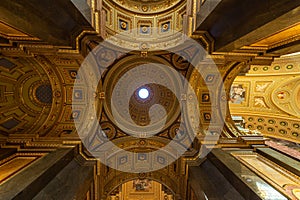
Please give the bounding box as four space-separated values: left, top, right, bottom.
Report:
222 61 251 137
101 169 183 200
228 54 300 143
105 178 176 199
187 58 248 139
95 137 187 199
0 56 57 136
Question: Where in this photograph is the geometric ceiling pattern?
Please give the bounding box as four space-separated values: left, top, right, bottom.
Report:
229 54 300 143
0 56 52 136
101 0 186 37
102 55 181 134
0 54 83 138
0 0 299 148
0 1 299 199
74 41 221 172
0 1 300 199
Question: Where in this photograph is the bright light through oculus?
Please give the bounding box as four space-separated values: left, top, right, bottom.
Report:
138 88 149 99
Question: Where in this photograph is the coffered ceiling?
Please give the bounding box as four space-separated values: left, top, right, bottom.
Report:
229 54 300 143
0 0 299 159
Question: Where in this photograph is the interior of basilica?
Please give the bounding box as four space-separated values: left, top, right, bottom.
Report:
0 0 299 199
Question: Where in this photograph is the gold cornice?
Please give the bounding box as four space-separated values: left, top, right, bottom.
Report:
213 51 259 57
0 28 99 56
0 20 40 41
0 34 40 41
240 46 269 51
251 23 300 47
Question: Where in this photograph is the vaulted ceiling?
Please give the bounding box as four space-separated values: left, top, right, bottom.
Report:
230 54 300 143
0 0 299 161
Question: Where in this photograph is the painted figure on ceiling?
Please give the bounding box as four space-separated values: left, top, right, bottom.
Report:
230 84 246 104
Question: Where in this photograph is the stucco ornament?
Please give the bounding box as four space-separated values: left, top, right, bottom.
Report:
73 28 226 173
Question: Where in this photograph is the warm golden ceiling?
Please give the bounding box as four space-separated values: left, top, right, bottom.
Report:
0 1 300 199
229 54 300 143
101 0 186 43
0 0 299 159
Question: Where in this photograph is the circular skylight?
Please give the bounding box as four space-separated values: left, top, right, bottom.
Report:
138 88 149 99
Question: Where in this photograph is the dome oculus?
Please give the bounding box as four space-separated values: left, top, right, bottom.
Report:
138 88 150 99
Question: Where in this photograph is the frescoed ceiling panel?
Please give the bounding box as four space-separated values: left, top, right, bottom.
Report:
229 54 300 143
